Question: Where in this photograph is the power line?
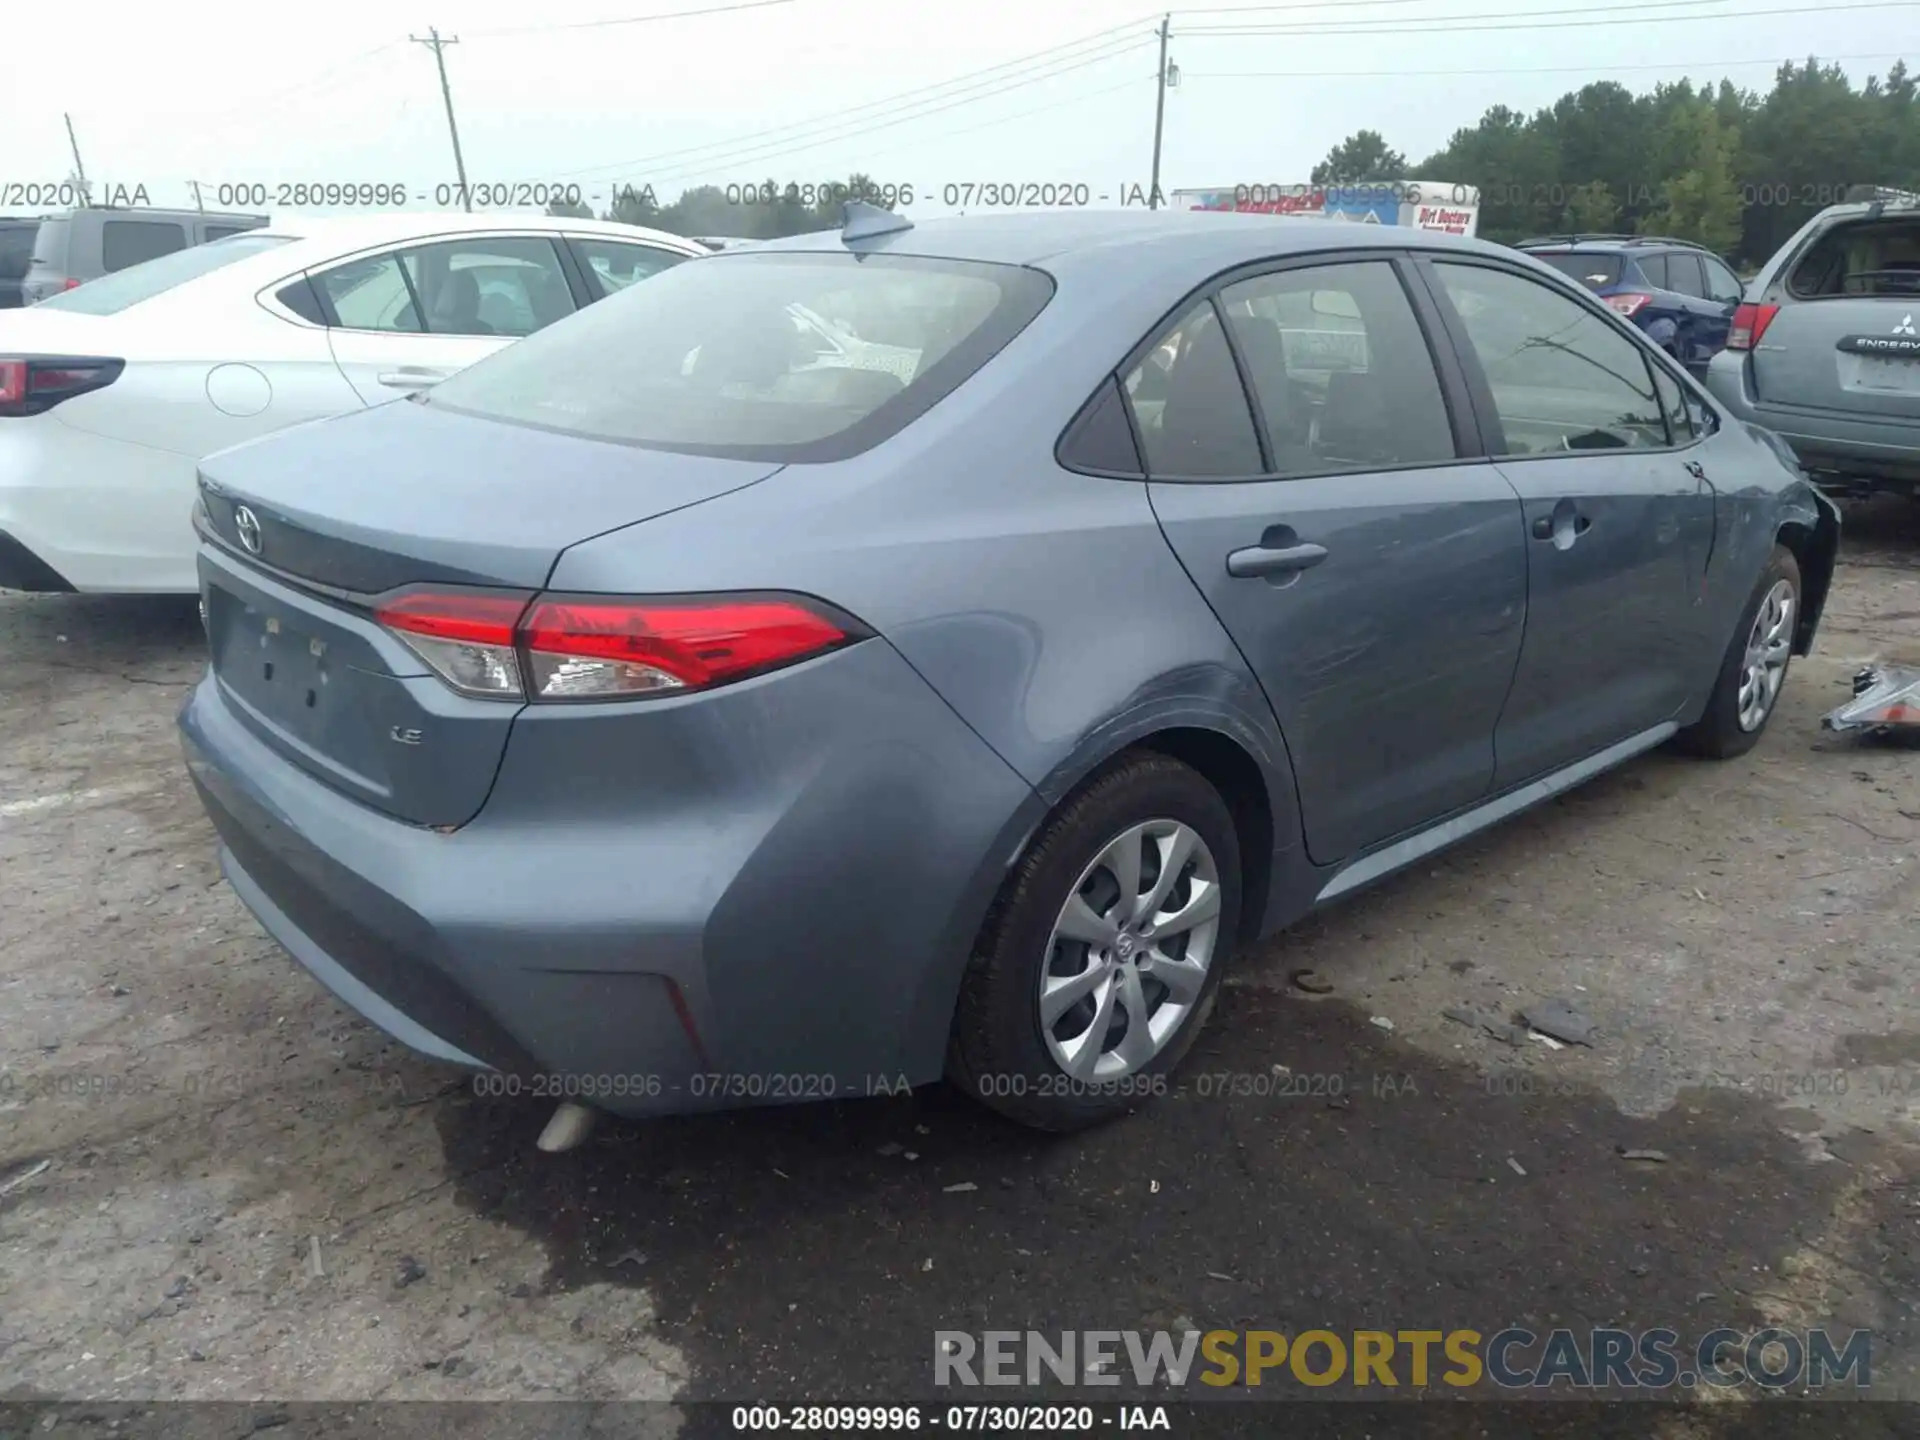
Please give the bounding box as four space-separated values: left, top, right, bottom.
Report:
468 0 794 39
1179 0 1760 29
1185 50 1919 77
636 37 1158 185
551 21 1159 181
1179 0 1920 35
841 72 1158 172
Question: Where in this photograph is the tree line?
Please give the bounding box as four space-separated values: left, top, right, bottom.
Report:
547 175 895 239
547 58 1918 264
1312 59 1919 264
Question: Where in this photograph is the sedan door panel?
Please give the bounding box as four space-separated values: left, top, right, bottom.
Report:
1152 468 1527 863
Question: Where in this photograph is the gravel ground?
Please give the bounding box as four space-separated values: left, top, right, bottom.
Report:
2 498 1918 1430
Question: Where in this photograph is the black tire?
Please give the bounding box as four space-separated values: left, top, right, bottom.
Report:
948 752 1242 1132
1674 544 1801 759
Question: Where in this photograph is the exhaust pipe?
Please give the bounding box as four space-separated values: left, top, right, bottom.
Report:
536 1101 598 1154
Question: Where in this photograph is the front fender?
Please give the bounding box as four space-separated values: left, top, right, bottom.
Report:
1776 480 1842 654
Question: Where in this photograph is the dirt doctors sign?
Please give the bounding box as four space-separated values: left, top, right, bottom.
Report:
1171 181 1481 237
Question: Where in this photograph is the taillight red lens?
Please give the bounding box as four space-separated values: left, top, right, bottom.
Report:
1726 302 1780 351
521 596 851 700
375 591 532 699
1605 293 1653 317
0 355 125 416
62 278 81 291
373 589 858 702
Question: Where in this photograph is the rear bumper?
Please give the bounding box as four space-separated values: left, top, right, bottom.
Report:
1705 351 1920 486
180 639 1042 1117
0 412 203 593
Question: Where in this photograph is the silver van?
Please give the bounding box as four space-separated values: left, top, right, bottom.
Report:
20 207 268 303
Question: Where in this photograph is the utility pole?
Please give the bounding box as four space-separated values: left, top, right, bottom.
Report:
63 113 91 206
410 28 472 213
1148 16 1170 211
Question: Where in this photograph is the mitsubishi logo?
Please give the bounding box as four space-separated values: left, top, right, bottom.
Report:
1895 314 1918 337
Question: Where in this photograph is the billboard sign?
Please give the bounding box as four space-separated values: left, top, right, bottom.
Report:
1170 181 1480 236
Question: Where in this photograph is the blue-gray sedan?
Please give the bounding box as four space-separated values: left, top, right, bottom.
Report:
179 207 1840 1133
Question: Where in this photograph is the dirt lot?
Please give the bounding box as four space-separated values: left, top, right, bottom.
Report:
3 500 1919 1428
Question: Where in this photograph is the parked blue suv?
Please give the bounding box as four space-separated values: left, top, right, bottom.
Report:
1515 235 1747 373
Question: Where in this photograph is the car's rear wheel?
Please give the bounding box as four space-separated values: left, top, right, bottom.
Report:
1675 544 1801 759
949 753 1241 1131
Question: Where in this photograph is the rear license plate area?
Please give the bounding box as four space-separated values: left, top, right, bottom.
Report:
207 584 339 733
1841 352 1920 396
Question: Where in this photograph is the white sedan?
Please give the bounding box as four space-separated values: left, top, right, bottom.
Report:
0 212 706 594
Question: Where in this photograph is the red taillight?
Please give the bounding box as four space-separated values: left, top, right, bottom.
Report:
374 589 858 702
0 355 125 416
1726 302 1780 351
375 591 532 700
1605 292 1653 317
62 278 81 292
521 596 852 699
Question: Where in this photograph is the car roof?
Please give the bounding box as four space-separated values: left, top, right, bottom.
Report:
252 211 705 259
1515 237 1703 254
725 209 1516 270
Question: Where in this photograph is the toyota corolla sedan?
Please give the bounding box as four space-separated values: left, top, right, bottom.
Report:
179 207 1839 1135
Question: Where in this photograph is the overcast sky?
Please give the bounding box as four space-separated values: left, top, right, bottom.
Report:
5 0 1916 219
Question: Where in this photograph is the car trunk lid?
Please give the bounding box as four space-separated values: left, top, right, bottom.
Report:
1751 296 1920 422
196 399 784 827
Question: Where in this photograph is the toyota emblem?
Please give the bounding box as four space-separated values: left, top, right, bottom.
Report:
234 505 263 555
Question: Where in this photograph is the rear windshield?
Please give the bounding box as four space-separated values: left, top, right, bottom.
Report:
35 233 298 314
1529 252 1622 290
0 224 37 279
425 250 1055 461
1788 215 1920 298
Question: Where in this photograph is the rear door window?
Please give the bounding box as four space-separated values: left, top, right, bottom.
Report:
568 237 687 299
1702 255 1744 304
102 219 189 271
1123 300 1263 478
314 253 422 333
1665 253 1707 299
401 236 576 337
424 250 1053 461
1217 259 1457 476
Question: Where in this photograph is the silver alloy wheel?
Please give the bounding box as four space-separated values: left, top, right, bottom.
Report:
1039 819 1222 1082
1737 578 1796 733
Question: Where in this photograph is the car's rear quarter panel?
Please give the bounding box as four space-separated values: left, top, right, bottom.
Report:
543 237 1309 929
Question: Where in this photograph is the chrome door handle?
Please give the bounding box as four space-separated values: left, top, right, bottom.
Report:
1226 541 1329 579
378 369 448 389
